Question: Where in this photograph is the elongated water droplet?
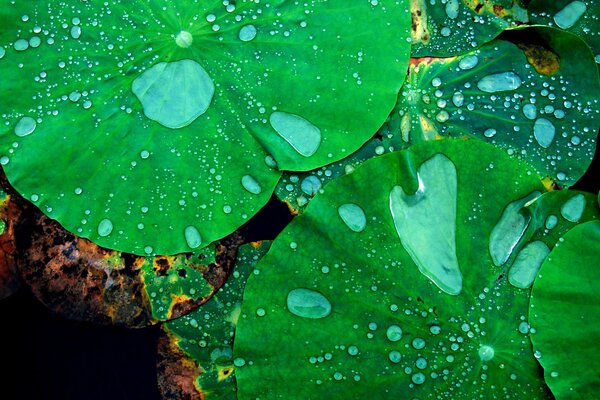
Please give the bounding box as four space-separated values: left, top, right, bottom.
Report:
239 24 257 42
70 26 82 39
338 203 366 233
560 194 586 222
458 55 478 70
508 241 550 289
184 225 202 249
286 288 331 319
445 0 459 19
132 60 214 129
269 111 321 157
15 116 36 137
523 104 537 120
545 214 558 229
489 192 540 266
241 175 262 195
390 154 462 295
477 72 522 93
554 1 587 29
97 218 114 237
533 118 555 148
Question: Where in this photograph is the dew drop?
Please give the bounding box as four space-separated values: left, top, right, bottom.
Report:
458 55 478 70
241 175 262 195
338 203 366 233
523 104 537 120
175 30 193 48
286 288 331 319
545 214 558 229
412 372 426 385
14 39 29 51
388 351 402 363
238 24 257 42
484 128 497 138
97 218 114 237
553 1 587 29
15 116 36 137
508 241 550 289
269 111 321 157
478 345 495 361
533 118 555 148
412 338 425 350
144 245 153 254
347 346 359 356
301 176 321 196
560 194 586 222
70 26 82 39
386 325 403 342
445 0 459 19
184 225 202 249
0 46 5 59
477 72 522 93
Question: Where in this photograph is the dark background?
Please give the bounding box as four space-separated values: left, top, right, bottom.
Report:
0 150 598 400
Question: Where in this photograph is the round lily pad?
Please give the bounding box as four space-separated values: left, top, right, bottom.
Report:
235 139 552 399
410 0 528 56
0 0 411 255
529 220 600 399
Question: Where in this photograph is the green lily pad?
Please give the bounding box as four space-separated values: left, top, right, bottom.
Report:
392 26 600 186
0 0 411 255
529 220 600 399
160 242 270 399
529 0 600 68
235 139 552 399
410 0 528 57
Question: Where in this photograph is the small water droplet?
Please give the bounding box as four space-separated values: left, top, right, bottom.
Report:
388 351 402 363
347 346 359 356
175 30 193 48
458 55 478 70
14 39 29 51
545 214 558 229
386 325 403 342
412 338 425 350
15 116 36 137
97 218 114 237
338 203 367 233
241 175 262 195
256 308 266 317
239 24 257 42
478 345 495 361
286 288 331 319
70 26 82 39
184 225 202 249
411 372 426 385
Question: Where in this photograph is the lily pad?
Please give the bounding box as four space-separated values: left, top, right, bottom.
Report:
0 0 411 255
529 220 600 399
410 0 528 57
391 26 600 186
528 0 600 68
235 139 552 399
159 242 270 399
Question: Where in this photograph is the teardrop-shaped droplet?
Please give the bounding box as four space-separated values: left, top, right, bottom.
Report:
338 203 366 232
560 194 586 222
533 118 555 148
269 111 321 157
508 241 550 289
184 225 202 249
97 218 114 237
458 55 478 70
241 175 262 195
286 288 331 319
477 72 522 93
553 1 587 29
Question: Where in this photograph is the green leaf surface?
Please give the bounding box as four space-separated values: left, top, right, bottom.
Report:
410 0 528 57
235 139 552 399
162 242 271 399
528 0 600 68
0 0 411 255
529 220 600 399
394 26 600 186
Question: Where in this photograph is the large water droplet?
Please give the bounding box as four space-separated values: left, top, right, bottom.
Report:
553 1 587 29
286 288 332 319
175 30 193 48
533 118 555 148
338 203 366 233
239 24 257 42
508 241 550 289
70 26 82 39
458 55 478 70
489 192 540 266
132 60 214 129
184 225 202 249
269 111 321 157
97 218 114 237
390 154 462 295
14 39 29 51
241 175 262 195
301 176 322 196
445 0 459 19
15 116 36 137
523 104 537 120
386 325 403 342
478 345 495 361
560 194 586 222
477 72 522 93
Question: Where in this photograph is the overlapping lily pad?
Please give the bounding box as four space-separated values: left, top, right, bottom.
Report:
410 0 528 56
159 242 270 399
529 220 600 399
0 0 411 255
235 140 553 399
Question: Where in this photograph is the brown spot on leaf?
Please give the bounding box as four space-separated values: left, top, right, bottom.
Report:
411 0 430 45
0 188 22 299
157 331 205 400
519 43 561 76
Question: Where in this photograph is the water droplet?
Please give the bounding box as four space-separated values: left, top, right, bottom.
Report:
388 351 402 363
518 321 530 334
429 325 441 335
233 357 246 367
0 156 9 165
545 214 558 229
390 154 462 295
29 36 41 48
560 194 586 222
175 30 193 48
458 55 478 70
452 91 464 107
553 1 587 29
15 116 36 137
348 346 359 356
144 245 153 254
69 91 82 102
445 0 459 19
132 60 214 129
412 372 426 385
301 176 321 196
508 241 550 289
333 372 343 381
412 338 426 350
239 24 257 42
533 118 555 148
70 26 82 39
241 175 262 195
286 288 331 319
14 39 29 51
386 325 403 342
97 218 113 237
184 225 202 249
338 203 366 233
256 308 266 317
0 46 5 59
269 111 321 157
477 72 522 93
523 104 537 120
484 128 497 138
489 192 540 266
478 345 495 361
